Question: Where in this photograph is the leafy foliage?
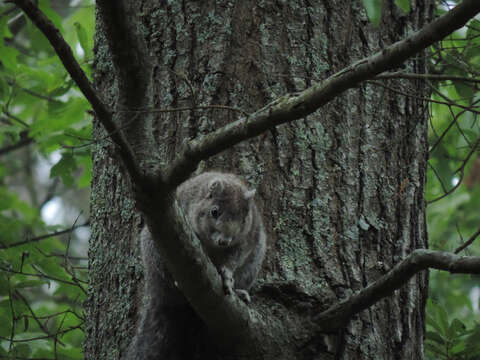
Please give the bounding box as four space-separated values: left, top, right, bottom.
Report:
424 1 480 359
0 0 93 358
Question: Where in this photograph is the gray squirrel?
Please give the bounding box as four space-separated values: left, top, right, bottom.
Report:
128 172 266 359
175 171 266 302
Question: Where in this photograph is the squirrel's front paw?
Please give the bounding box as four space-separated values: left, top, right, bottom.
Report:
235 289 251 303
220 266 234 296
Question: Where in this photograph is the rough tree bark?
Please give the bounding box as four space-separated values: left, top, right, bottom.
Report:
82 1 435 359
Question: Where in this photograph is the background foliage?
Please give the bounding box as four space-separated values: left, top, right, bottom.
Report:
0 0 93 358
0 0 479 358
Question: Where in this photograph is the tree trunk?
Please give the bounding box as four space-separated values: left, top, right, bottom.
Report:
85 1 433 359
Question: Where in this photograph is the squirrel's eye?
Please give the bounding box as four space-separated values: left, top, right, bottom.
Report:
210 206 219 219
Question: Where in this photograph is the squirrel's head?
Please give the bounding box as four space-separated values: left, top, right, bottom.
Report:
196 176 255 248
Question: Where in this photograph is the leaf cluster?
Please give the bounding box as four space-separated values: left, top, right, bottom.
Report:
426 300 480 360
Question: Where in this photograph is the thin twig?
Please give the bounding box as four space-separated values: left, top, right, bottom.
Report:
0 221 90 249
0 266 87 292
0 325 83 343
454 226 480 254
0 135 34 156
116 104 249 117
376 71 480 83
14 290 65 346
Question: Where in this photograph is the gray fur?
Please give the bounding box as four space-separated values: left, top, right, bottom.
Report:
176 172 266 300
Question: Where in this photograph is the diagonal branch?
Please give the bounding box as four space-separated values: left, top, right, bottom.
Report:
0 135 34 156
314 249 480 332
375 71 480 83
454 225 480 254
163 0 480 187
0 221 90 250
9 0 142 184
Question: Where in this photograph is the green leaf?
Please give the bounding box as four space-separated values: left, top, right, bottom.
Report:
50 152 77 187
448 318 467 337
57 345 84 360
38 0 63 31
451 341 467 355
0 17 19 71
426 330 445 345
425 341 446 357
11 344 31 358
13 279 50 289
0 41 19 71
0 273 9 296
466 325 480 351
30 97 90 139
0 315 11 337
395 0 410 14
0 73 8 102
435 303 450 336
74 22 92 60
49 78 74 97
362 0 382 26
77 153 92 188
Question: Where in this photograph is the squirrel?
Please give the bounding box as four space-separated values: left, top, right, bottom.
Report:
175 172 266 302
126 172 266 358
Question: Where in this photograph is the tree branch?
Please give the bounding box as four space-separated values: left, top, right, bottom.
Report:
163 0 480 186
454 225 480 254
9 0 143 184
314 249 480 332
375 71 480 83
0 221 90 250
0 135 34 157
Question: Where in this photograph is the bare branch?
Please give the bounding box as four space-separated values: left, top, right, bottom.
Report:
116 104 249 117
14 290 65 346
0 265 87 293
0 221 90 250
454 226 480 254
163 0 480 186
376 71 480 83
7 79 58 102
314 249 480 332
0 325 83 343
0 135 34 157
2 108 29 128
428 98 480 153
368 80 480 115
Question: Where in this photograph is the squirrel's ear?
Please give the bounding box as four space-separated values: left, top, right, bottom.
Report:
244 189 256 200
208 179 224 198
